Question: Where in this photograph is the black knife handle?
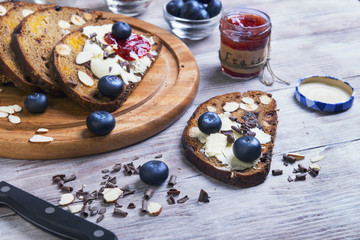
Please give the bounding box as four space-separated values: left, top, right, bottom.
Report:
0 181 117 240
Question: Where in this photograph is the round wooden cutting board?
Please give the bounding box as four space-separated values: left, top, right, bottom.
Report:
0 12 199 160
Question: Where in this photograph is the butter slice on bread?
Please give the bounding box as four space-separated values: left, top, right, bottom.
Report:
182 91 278 187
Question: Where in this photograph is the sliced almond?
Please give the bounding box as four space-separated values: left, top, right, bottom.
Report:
78 71 94 87
0 112 8 118
147 202 162 216
61 29 71 36
287 153 305 160
0 6 7 16
260 95 272 105
59 193 75 206
68 204 84 214
71 15 86 26
309 163 321 171
8 115 21 124
55 44 71 56
22 9 34 17
241 97 255 104
8 104 22 113
76 51 92 65
103 187 123 203
0 106 15 114
223 102 240 113
29 135 53 143
58 20 71 29
83 13 93 21
206 106 217 112
310 155 326 163
262 120 270 127
35 128 49 134
240 103 258 111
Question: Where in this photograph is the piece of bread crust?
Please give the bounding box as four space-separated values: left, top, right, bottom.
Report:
182 91 278 188
11 6 102 96
52 22 162 112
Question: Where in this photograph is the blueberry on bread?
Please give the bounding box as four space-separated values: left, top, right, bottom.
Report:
12 6 102 96
53 21 162 112
182 91 278 187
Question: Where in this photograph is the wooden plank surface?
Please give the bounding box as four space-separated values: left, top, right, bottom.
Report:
1 0 360 239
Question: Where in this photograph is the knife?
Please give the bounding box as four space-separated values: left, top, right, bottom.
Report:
0 181 118 240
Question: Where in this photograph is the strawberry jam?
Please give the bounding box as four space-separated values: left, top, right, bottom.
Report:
104 33 151 61
219 8 271 79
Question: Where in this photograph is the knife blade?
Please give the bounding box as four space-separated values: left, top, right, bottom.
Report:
0 181 118 240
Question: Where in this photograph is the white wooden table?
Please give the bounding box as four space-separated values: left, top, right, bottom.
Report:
1 0 360 239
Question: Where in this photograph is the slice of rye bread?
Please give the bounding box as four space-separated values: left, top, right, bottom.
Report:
0 2 49 92
52 22 162 112
11 6 102 96
182 91 278 188
0 0 17 84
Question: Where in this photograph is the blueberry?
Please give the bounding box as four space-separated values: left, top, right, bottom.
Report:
139 160 169 186
179 0 202 20
166 0 184 17
112 22 131 40
198 0 211 3
98 75 124 98
233 136 262 163
198 112 222 134
207 0 222 17
24 93 48 113
197 8 209 19
86 111 115 136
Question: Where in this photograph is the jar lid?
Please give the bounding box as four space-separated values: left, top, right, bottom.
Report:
295 76 355 112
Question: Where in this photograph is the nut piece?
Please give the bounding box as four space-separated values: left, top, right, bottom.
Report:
103 187 123 203
0 6 7 16
58 20 71 29
29 135 53 143
22 9 34 17
35 128 49 134
8 115 21 124
310 155 326 163
0 106 15 114
262 120 270 127
76 51 92 65
223 102 239 113
240 103 258 111
287 153 305 160
61 29 71 36
68 204 84 214
83 12 93 21
0 112 8 118
8 104 22 113
59 193 75 206
71 15 86 26
55 44 71 56
260 95 272 105
78 71 94 87
309 163 321 171
242 97 255 104
147 202 162 216
206 106 217 112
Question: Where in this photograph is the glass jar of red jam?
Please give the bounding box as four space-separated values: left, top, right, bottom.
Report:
219 8 271 79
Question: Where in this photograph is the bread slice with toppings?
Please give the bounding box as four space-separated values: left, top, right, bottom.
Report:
0 0 17 84
182 91 278 187
0 1 48 92
11 6 102 96
52 22 162 112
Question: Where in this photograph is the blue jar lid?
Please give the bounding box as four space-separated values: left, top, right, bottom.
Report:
295 76 355 112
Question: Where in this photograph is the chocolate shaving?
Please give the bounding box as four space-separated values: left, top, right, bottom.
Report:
114 202 122 208
102 175 109 179
272 169 283 176
197 189 210 203
297 164 308 173
80 205 89 218
221 130 235 144
177 195 189 204
287 176 294 182
127 203 136 209
111 163 122 173
295 173 307 181
96 214 104 223
57 180 64 189
102 169 109 174
167 195 175 205
108 176 117 184
123 190 136 197
63 174 76 183
231 125 241 134
168 175 177 187
133 165 141 175
167 188 180 196
154 154 163 159
108 52 116 58
113 208 128 217
144 188 154 200
105 182 116 188
308 168 319 177
283 154 296 164
99 207 107 215
141 199 148 212
103 50 109 59
61 186 73 193
123 164 132 176
52 174 65 183
247 131 256 137
229 116 237 121
90 206 98 216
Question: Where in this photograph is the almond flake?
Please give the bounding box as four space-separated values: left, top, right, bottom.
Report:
240 103 258 111
0 106 15 114
309 163 321 171
8 115 21 124
223 102 240 113
61 29 71 36
71 15 86 26
76 51 92 65
287 153 305 160
29 135 53 143
78 71 94 87
35 128 49 134
55 44 71 56
310 155 326 163
83 13 93 21
206 106 217 112
147 202 162 216
58 20 71 29
68 204 84 214
260 95 272 105
59 193 75 206
22 9 34 17
0 6 7 16
8 104 22 113
242 97 255 104
103 187 123 203
0 112 8 118
262 120 270 127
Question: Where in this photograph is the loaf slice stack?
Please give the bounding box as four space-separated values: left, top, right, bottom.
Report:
0 1 49 92
182 91 278 187
53 22 162 112
12 6 102 96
